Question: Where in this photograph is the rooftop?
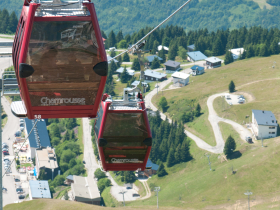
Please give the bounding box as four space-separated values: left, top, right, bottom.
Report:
164 60 181 68
36 147 58 170
190 65 204 71
131 80 140 87
205 57 223 63
29 180 51 199
252 110 278 126
144 70 167 79
25 119 51 149
146 159 159 171
229 48 244 56
187 51 207 61
66 175 74 181
172 72 190 80
158 45 169 51
72 175 101 201
146 55 163 63
116 67 135 76
187 44 195 50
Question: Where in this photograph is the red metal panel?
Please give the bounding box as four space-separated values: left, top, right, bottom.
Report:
15 3 107 119
97 101 152 171
18 4 39 119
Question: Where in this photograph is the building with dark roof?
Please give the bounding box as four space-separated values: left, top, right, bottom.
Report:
187 44 195 52
146 55 163 64
24 119 51 158
144 70 167 82
187 51 207 62
164 60 181 72
190 65 205 75
138 159 159 178
29 180 51 200
252 109 278 139
205 57 223 68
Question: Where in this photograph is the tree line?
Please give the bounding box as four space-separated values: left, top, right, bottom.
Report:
104 24 280 66
42 118 86 195
0 9 18 34
148 111 192 169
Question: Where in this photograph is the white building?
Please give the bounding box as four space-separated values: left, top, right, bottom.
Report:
229 48 244 60
157 45 169 51
29 180 51 200
252 109 278 139
171 72 190 87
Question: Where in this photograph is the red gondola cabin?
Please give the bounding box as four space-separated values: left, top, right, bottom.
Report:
95 92 152 171
11 0 107 119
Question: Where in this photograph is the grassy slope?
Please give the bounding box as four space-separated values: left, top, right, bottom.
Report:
214 79 280 126
4 199 185 210
152 55 280 145
76 118 84 162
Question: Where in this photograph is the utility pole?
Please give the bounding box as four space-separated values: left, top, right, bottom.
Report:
261 133 263 147
154 187 160 209
244 190 253 210
205 154 211 171
119 189 126 206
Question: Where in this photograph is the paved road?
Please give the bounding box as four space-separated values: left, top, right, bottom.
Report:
2 96 22 206
145 73 252 154
0 57 13 74
82 118 99 187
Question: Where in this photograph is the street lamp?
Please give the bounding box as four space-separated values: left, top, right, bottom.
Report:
244 190 253 210
154 187 160 209
119 189 126 206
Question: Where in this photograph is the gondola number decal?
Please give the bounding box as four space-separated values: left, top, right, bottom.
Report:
34 115 41 119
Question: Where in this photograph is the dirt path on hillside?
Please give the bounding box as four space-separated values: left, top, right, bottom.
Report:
139 181 151 200
146 77 280 154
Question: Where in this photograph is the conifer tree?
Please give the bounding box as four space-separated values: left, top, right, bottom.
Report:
180 141 191 162
224 50 234 65
174 144 181 164
229 80 235 93
101 30 107 39
270 39 279 55
132 58 140 71
212 38 223 56
116 30 124 43
195 103 201 117
151 40 159 54
259 43 269 57
157 163 168 177
166 148 175 167
110 50 116 58
123 52 130 62
168 44 178 60
151 57 161 69
223 135 236 156
107 30 117 48
120 67 129 83
178 46 187 60
158 96 168 112
8 11 18 33
158 48 166 62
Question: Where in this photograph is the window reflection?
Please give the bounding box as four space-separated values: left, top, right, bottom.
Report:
26 21 102 106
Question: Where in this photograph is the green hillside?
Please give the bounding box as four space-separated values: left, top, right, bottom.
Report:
2 0 280 34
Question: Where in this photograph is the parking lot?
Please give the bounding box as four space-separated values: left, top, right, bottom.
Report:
224 94 246 105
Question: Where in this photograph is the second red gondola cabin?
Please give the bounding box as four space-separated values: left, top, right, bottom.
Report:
94 92 152 171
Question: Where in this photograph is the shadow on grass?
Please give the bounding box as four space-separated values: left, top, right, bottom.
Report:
228 151 242 160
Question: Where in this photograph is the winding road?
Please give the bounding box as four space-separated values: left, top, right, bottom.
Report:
145 72 252 154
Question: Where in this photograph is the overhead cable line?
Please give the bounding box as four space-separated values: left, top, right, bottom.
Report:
2 119 39 178
109 0 193 61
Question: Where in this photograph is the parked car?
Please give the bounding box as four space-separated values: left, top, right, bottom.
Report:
3 151 9 155
2 148 8 152
83 160 86 164
246 136 253 143
4 161 10 166
16 188 23 194
18 194 25 199
3 158 9 162
20 127 24 132
20 118 24 123
238 95 245 99
2 143 8 146
2 145 9 149
14 178 20 182
132 193 140 197
14 131 21 137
